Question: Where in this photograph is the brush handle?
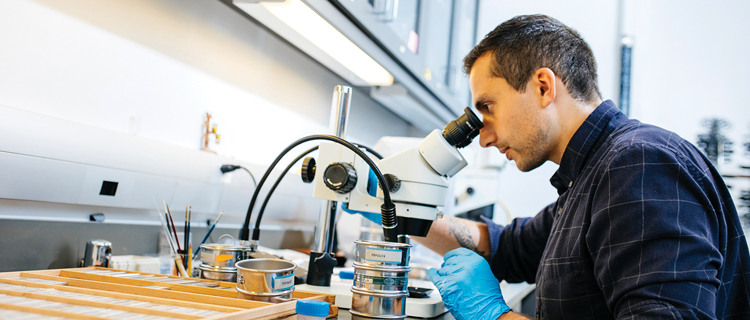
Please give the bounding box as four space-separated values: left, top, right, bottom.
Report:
168 214 181 251
184 206 189 270
174 255 189 278
192 224 218 260
187 247 193 275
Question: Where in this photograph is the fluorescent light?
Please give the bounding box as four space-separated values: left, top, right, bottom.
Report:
258 0 393 86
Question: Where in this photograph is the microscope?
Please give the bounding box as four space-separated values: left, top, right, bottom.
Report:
299 87 483 286
237 86 483 287
307 107 482 239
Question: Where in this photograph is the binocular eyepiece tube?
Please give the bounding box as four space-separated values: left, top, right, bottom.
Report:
442 107 484 148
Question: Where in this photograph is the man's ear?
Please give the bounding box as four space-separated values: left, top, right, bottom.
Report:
533 68 556 108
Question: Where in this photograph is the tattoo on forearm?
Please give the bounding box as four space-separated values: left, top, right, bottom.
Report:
447 217 485 257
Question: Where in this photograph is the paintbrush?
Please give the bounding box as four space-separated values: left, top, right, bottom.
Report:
174 255 188 278
153 200 177 255
187 205 192 273
157 200 184 277
165 201 181 253
184 204 189 270
193 211 224 260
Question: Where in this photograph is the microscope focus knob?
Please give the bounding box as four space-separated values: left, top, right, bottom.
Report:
323 162 358 194
301 157 316 183
382 174 401 193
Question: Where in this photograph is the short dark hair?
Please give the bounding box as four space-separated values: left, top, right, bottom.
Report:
464 14 601 103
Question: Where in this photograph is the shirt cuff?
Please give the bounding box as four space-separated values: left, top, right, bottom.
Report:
480 216 505 261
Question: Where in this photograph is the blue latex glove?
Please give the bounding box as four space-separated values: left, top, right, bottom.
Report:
340 168 382 225
428 248 511 320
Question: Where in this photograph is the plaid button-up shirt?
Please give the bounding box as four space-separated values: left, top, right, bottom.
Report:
484 100 750 319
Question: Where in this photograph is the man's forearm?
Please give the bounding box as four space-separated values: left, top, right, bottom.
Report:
412 216 492 259
498 311 532 320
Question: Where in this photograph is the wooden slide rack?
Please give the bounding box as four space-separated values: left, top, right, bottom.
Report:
0 267 337 320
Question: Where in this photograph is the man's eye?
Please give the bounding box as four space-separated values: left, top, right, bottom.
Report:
478 104 489 112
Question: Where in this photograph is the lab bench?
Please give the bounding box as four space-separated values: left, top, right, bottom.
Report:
0 267 337 319
298 275 536 319
336 308 457 320
0 266 536 319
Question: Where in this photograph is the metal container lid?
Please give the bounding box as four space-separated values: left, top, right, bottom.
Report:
354 240 412 249
352 262 410 272
198 263 237 272
351 286 409 297
199 243 250 252
235 259 296 273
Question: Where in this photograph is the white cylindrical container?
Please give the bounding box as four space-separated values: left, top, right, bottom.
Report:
296 299 329 320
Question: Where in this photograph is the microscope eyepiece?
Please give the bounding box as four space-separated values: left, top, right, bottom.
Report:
442 107 484 148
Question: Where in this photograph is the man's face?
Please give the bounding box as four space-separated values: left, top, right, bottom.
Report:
469 53 554 172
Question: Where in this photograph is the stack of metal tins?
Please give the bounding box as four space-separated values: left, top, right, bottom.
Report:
350 240 412 319
198 243 251 282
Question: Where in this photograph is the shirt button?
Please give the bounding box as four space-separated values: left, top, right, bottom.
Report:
568 181 573 188
558 208 562 215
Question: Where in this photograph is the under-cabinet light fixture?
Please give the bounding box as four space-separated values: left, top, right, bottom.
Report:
234 0 394 86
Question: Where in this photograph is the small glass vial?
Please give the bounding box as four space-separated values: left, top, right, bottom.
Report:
296 300 330 320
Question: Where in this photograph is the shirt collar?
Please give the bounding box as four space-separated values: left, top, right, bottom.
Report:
549 100 626 194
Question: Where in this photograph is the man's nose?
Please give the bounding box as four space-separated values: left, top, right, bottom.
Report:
478 126 494 148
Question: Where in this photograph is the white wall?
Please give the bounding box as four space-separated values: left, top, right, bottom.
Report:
0 0 419 164
476 0 750 220
629 0 750 213
629 0 750 175
0 0 422 226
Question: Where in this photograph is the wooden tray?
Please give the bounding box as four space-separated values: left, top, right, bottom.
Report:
0 267 337 320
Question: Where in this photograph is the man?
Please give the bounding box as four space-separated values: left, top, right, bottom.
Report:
417 15 750 319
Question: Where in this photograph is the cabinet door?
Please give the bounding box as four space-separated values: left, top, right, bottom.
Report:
446 0 478 107
333 0 477 116
373 0 421 54
418 0 453 93
334 0 423 79
419 0 478 114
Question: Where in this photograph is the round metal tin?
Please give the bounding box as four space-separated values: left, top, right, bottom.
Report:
235 259 296 303
350 287 408 319
199 243 251 268
352 262 410 292
354 240 411 267
198 264 237 282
